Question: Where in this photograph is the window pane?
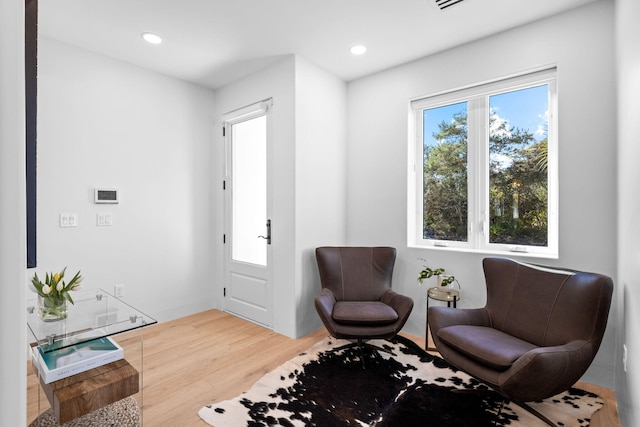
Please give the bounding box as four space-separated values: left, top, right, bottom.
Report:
422 102 468 241
231 115 267 266
489 85 548 246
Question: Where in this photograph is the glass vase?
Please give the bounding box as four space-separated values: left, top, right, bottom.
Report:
38 294 67 321
437 275 453 293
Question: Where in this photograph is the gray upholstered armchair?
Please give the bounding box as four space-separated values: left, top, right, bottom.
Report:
314 247 414 354
428 257 613 426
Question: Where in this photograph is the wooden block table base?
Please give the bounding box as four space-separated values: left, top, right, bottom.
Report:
29 396 139 427
39 359 139 424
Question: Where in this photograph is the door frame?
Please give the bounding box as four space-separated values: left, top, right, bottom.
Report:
222 98 274 327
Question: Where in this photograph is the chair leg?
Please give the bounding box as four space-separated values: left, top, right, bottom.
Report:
510 400 557 427
451 388 557 426
360 340 396 356
332 339 367 368
333 338 396 357
333 340 359 353
494 399 507 427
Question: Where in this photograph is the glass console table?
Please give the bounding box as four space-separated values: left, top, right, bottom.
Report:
27 288 157 425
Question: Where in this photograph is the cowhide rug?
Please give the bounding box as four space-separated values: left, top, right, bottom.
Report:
198 336 603 427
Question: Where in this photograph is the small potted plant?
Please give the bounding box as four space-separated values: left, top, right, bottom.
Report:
417 259 459 292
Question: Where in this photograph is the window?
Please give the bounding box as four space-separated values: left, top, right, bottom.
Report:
409 69 558 257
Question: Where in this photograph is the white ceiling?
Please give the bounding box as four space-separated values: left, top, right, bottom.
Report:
39 0 598 89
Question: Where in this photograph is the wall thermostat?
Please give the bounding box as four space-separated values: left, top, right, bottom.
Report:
94 188 119 204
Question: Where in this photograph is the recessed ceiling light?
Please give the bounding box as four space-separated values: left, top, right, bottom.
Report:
350 45 367 55
141 32 162 45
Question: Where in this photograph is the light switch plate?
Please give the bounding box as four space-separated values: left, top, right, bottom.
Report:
59 213 77 227
97 213 113 226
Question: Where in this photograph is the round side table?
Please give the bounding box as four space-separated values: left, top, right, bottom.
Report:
425 286 460 351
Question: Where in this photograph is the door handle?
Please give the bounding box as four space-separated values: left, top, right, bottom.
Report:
258 219 271 245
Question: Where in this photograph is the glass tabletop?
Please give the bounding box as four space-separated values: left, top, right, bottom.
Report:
27 288 157 354
427 286 460 302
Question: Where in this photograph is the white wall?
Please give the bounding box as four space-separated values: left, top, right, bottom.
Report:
616 0 640 423
0 0 27 424
347 1 617 388
213 56 298 336
35 38 216 322
212 55 347 338
294 56 347 336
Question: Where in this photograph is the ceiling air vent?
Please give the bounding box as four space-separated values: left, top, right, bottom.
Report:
434 0 466 11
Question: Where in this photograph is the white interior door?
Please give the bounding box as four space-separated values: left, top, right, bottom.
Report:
223 100 272 327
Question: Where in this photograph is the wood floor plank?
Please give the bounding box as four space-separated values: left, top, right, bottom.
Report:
26 309 620 426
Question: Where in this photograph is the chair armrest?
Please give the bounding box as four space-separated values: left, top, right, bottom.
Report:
380 289 414 319
500 340 594 402
428 307 490 354
428 306 490 330
314 288 337 320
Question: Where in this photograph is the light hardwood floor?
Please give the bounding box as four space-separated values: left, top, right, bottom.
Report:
27 309 620 426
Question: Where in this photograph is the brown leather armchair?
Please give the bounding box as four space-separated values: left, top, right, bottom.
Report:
314 247 414 354
428 257 613 426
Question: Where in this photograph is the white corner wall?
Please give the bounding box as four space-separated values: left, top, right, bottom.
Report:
213 56 298 337
35 38 216 322
347 1 617 388
212 55 347 339
616 0 640 423
0 0 27 424
294 56 347 337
